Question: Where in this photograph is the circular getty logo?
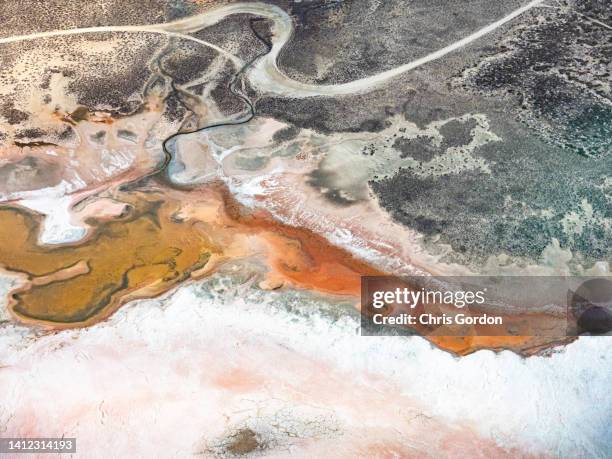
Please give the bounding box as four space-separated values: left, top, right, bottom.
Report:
568 278 612 335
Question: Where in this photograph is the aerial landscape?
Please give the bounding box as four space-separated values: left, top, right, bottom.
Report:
0 0 610 457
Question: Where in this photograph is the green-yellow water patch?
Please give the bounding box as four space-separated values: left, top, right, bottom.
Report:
0 190 212 325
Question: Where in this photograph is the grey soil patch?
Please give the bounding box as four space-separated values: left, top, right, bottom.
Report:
0 156 63 193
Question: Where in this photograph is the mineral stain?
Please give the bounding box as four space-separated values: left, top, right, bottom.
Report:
0 190 213 325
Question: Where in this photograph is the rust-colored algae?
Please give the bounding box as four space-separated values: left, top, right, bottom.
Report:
0 182 572 355
0 189 214 326
256 219 384 296
218 187 385 296
0 182 382 327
